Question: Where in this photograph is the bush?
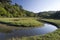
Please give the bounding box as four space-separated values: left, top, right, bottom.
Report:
0 6 11 17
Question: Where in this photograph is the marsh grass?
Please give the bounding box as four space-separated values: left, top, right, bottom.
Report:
0 18 43 27
0 18 43 33
41 19 60 26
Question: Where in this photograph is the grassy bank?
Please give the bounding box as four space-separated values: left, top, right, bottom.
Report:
41 19 60 26
0 18 43 33
7 29 60 40
0 18 43 27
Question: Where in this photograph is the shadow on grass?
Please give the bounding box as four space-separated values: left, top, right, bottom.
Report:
0 21 25 27
38 20 59 28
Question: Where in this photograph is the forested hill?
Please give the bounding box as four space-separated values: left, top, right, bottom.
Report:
0 0 60 19
0 0 36 17
37 11 60 19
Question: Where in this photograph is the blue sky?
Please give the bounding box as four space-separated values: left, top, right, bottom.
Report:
12 0 60 13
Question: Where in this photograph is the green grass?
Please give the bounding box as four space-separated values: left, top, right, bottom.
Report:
0 18 43 27
0 18 43 33
41 19 60 26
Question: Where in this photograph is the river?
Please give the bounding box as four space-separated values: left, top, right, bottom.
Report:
0 23 58 40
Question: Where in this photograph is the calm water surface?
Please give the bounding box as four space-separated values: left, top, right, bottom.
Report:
0 23 58 40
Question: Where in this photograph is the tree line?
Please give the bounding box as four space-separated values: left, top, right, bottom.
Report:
0 0 36 17
0 0 60 19
38 11 60 19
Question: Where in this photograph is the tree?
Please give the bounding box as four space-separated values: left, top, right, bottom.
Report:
0 6 12 17
0 0 36 17
0 0 11 3
50 11 60 19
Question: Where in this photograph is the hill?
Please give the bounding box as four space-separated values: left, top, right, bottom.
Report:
0 0 36 17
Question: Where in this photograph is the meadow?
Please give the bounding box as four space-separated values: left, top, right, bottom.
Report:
0 18 43 27
41 19 60 26
0 18 43 33
7 19 60 40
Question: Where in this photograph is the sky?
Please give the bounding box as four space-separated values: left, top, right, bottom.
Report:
12 0 60 13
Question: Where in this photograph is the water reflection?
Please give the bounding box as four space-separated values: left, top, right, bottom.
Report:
13 24 57 36
0 23 58 40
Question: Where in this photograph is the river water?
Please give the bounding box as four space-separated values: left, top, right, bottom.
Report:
0 23 58 40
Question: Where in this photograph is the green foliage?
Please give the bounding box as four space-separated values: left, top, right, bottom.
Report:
0 0 11 3
0 0 60 19
0 18 43 27
37 11 55 18
0 0 35 18
50 11 60 19
37 11 60 19
0 6 11 17
41 19 60 26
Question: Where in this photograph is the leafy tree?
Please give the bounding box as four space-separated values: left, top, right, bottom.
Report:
0 0 11 3
50 11 60 19
0 0 36 17
37 11 56 18
0 6 11 17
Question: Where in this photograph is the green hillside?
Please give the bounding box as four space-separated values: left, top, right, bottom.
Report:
0 0 36 17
